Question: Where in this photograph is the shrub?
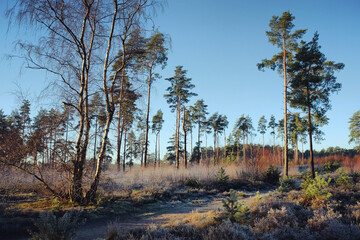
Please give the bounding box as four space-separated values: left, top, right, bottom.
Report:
262 165 281 185
218 189 250 224
30 210 84 240
215 167 229 184
335 168 354 190
253 207 298 235
301 172 332 200
184 177 201 188
307 209 360 240
106 220 256 240
321 161 341 173
205 220 256 240
300 169 312 180
278 176 296 192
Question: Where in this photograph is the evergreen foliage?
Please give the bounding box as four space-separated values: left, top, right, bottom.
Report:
219 189 250 224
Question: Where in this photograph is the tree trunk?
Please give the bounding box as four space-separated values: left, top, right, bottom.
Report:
143 80 152 167
307 89 315 178
116 103 122 172
86 111 113 203
224 131 226 161
33 141 37 167
237 141 240 163
190 129 193 160
154 134 157 167
175 100 180 169
283 35 289 177
205 134 208 163
123 129 127 172
183 107 187 168
70 81 88 203
140 138 144 167
243 137 246 163
85 2 119 203
198 118 201 164
94 117 97 169
301 139 304 163
158 132 161 167
262 133 265 157
213 132 216 166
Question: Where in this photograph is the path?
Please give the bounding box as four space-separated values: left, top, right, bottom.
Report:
74 190 263 240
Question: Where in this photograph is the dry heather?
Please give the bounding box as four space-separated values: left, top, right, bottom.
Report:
106 189 360 240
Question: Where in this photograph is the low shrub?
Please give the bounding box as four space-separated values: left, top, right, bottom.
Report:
253 206 299 235
205 220 255 240
262 165 281 185
307 209 360 240
278 176 296 192
215 167 229 184
106 220 256 240
321 161 341 173
30 210 84 240
335 168 354 190
184 177 201 188
301 172 332 200
217 189 250 224
181 210 218 228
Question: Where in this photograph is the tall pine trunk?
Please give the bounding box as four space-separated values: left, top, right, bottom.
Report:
243 137 246 163
283 35 289 177
198 118 201 164
175 100 180 169
143 80 152 167
183 107 187 168
213 132 216 166
307 87 315 178
158 132 161 167
123 129 127 172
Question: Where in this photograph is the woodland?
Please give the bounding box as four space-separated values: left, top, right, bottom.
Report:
0 1 360 239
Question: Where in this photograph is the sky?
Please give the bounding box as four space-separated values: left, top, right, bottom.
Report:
0 0 360 160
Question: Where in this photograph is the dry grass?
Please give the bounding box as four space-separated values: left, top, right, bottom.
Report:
100 163 259 193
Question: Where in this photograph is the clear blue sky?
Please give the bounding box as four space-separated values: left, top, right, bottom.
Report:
1 0 360 159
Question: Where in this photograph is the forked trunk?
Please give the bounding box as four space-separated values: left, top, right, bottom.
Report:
86 112 114 203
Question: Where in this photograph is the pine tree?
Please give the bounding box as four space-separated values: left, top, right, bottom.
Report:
164 66 197 168
349 110 360 151
288 32 344 178
258 11 306 176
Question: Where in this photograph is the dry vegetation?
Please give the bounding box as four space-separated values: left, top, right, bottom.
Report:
1 157 360 239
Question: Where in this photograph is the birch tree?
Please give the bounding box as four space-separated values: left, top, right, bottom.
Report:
7 0 155 203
